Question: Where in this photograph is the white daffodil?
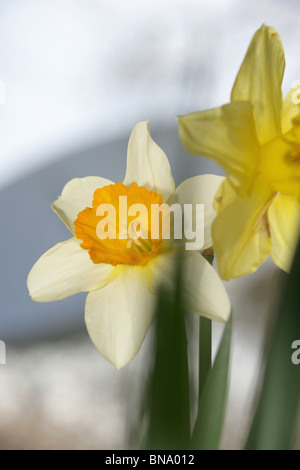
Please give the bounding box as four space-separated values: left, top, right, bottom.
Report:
27 121 230 369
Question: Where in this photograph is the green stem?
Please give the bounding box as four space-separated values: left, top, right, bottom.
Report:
198 252 214 408
198 316 212 408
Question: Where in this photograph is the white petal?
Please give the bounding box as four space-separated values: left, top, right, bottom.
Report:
52 176 114 233
85 265 156 369
172 174 225 250
148 251 231 322
27 238 116 302
182 252 231 321
123 121 175 202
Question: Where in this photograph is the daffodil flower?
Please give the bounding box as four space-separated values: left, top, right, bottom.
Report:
178 25 300 280
27 121 230 368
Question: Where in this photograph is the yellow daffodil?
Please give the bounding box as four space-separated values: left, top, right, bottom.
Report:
178 25 300 280
27 121 230 368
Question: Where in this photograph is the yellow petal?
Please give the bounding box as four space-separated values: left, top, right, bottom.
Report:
212 179 274 280
178 102 259 195
231 25 285 145
52 176 114 233
27 238 116 302
268 194 300 272
172 174 225 250
85 265 156 369
123 121 175 202
147 251 231 322
281 85 300 135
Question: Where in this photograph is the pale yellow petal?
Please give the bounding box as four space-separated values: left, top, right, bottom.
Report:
27 238 116 302
147 251 231 322
85 265 156 369
181 252 231 321
231 25 285 145
172 174 225 250
212 178 274 280
178 102 259 195
268 194 300 272
52 176 114 233
123 121 175 202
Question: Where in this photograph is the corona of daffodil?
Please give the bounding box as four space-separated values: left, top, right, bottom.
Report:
179 25 300 280
27 121 230 368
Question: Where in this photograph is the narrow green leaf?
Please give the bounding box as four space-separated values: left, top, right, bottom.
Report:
198 251 214 407
143 255 190 450
198 316 212 406
245 236 300 450
191 313 232 450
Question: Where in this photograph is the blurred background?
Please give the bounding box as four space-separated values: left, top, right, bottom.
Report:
0 0 299 449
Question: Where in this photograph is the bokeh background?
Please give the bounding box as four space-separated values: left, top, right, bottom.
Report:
0 0 299 449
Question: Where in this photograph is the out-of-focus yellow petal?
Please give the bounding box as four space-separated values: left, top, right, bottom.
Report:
231 25 285 145
85 265 156 369
212 178 274 280
268 194 300 272
123 121 175 202
281 85 300 134
178 102 259 195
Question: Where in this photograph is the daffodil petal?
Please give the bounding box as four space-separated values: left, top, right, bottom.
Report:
181 252 231 321
147 252 231 322
85 265 156 369
268 194 300 272
27 238 116 302
281 86 300 134
123 121 175 202
231 24 285 145
172 174 225 250
178 102 259 195
52 176 114 233
212 179 274 280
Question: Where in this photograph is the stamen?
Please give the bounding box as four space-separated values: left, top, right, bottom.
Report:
74 182 168 266
290 144 300 164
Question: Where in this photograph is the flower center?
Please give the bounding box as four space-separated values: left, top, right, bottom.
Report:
74 182 169 266
259 134 300 199
290 143 300 164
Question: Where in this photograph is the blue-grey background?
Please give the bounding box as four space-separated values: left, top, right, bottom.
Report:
0 0 299 449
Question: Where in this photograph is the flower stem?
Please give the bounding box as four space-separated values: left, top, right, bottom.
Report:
198 250 214 408
198 316 212 407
